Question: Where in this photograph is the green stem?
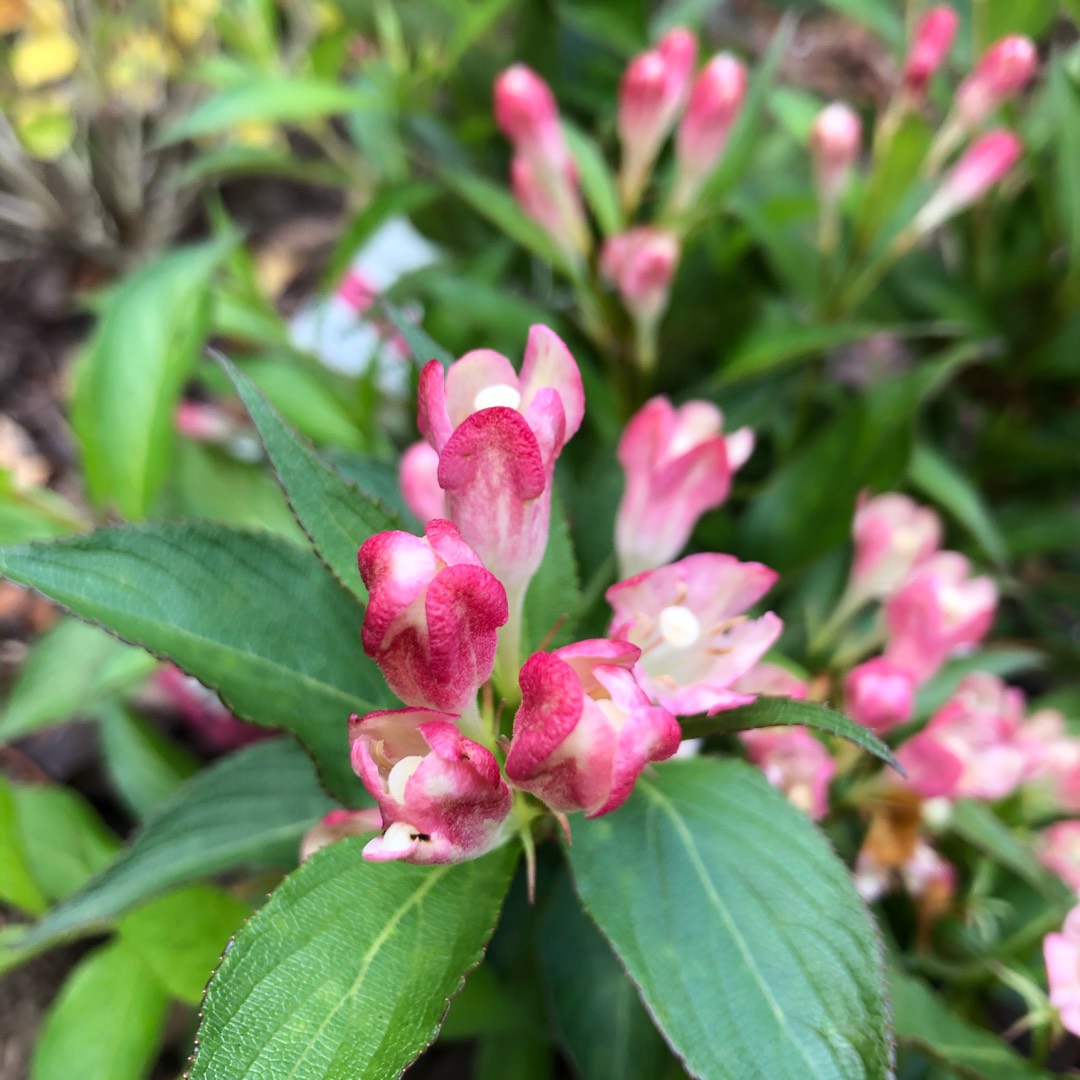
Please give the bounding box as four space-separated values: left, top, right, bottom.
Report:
493 583 526 708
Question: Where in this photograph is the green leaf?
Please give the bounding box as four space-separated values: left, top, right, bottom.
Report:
889 968 1050 1080
224 358 403 600
189 840 518 1080
680 696 899 771
118 884 250 1005
537 867 668 1080
983 0 1056 42
0 483 82 544
381 300 455 368
1050 61 1080 280
563 121 621 236
71 237 235 519
17 738 334 951
161 76 376 143
0 618 156 743
567 758 891 1080
0 778 46 914
817 0 903 46
0 522 390 800
12 783 120 902
909 443 1008 566
443 169 576 277
31 941 169 1080
524 491 582 652
99 705 200 821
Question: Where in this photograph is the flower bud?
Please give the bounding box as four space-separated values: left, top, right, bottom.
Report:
955 35 1037 128
914 130 1021 233
1044 905 1080 1038
358 519 509 714
599 228 681 326
399 441 445 524
844 658 915 734
504 639 681 817
350 710 513 863
671 53 747 211
614 396 752 576
809 102 862 206
300 807 382 862
849 493 942 604
741 727 835 819
607 553 782 716
494 64 561 158
902 6 959 98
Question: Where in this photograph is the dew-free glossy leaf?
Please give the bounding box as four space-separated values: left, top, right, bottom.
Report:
189 840 518 1080
567 758 891 1080
0 522 390 800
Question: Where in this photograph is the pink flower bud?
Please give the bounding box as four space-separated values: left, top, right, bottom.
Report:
741 727 835 819
902 6 959 97
599 227 680 326
350 710 513 863
809 102 862 205
358 519 509 714
1045 905 1080 1037
494 64 561 158
617 29 697 205
336 269 378 313
417 326 584 596
155 665 267 752
955 35 1037 128
884 552 998 683
399 440 445 524
300 807 382 862
504 639 681 817
175 400 234 444
844 658 915 734
671 53 747 211
914 130 1022 233
607 553 783 716
1040 823 1080 892
614 396 753 576
850 493 942 603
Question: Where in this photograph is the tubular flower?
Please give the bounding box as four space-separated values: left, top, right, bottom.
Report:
902 6 959 98
599 227 681 326
884 552 997 683
849 492 942 605
741 727 835 820
1045 906 1080 1037
399 441 445 524
614 396 753 577
418 325 583 597
844 658 916 734
504 640 681 818
606 553 782 716
350 710 513 864
809 102 862 207
954 35 1038 128
1039 823 1080 892
357 519 508 716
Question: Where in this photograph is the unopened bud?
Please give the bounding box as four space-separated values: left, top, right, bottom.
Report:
600 227 680 326
809 102 862 205
955 35 1037 127
902 6 959 97
914 129 1021 233
494 64 560 155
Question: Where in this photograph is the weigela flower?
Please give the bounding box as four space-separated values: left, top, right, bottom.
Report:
844 658 916 734
358 519 508 715
599 228 681 327
850 492 942 604
1017 709 1080 812
809 102 862 207
902 6 959 97
606 553 782 716
1040 822 1080 892
350 709 512 864
418 325 583 596
741 726 835 820
300 807 382 862
504 639 681 818
955 35 1038 128
614 396 753 576
884 552 998 683
1045 906 1080 1037
399 440 445 524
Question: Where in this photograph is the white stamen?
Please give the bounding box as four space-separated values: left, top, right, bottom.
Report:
387 755 424 803
658 605 702 649
474 384 522 412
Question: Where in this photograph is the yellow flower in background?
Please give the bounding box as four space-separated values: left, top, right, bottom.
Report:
231 120 280 148
10 30 80 88
168 0 219 47
11 92 75 160
105 30 171 110
314 1 343 32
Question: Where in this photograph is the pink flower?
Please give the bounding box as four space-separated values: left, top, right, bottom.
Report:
417 325 583 596
358 519 508 715
914 130 1022 234
155 665 267 752
850 493 942 604
955 35 1038 128
895 674 1026 800
1013 707 1080 812
1045 905 1080 1037
1040 822 1080 892
854 838 956 904
884 552 998 683
614 396 753 576
350 709 512 863
844 658 916 734
731 661 809 700
809 102 862 206
399 441 445 524
504 639 681 817
300 807 382 862
494 65 562 159
617 29 697 208
606 553 783 716
741 726 835 819
599 227 681 326
671 53 747 212
902 6 959 97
